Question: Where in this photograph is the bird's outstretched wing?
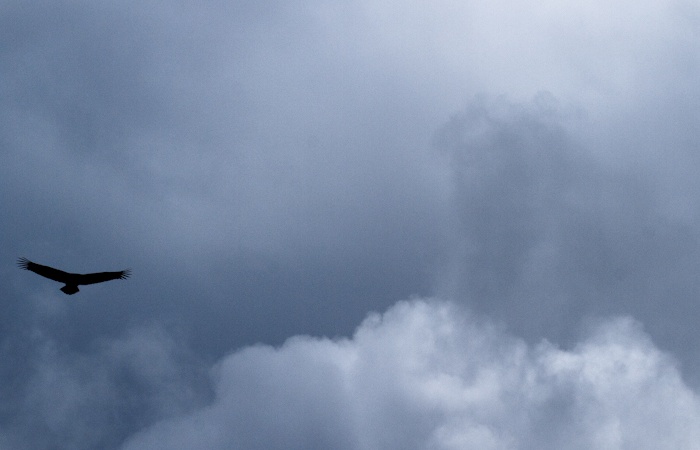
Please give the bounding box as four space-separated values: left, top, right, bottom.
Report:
77 269 131 285
17 257 71 283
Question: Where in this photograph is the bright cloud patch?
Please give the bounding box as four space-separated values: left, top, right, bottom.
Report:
123 300 700 450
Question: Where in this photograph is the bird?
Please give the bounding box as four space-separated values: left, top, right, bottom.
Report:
17 257 130 295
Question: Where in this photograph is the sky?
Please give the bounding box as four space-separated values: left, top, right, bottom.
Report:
2 0 700 448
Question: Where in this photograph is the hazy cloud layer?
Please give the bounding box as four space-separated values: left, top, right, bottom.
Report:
123 300 700 450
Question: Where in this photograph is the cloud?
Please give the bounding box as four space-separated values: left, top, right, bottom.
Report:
1 0 452 354
123 299 700 450
432 94 700 373
3 0 698 358
0 325 208 450
2 1 700 448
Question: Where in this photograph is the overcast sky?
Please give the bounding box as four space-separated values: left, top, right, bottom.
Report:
2 1 700 448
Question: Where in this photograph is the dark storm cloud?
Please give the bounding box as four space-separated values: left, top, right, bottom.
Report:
1 0 447 353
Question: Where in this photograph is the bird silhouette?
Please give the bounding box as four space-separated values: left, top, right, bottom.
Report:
17 257 130 294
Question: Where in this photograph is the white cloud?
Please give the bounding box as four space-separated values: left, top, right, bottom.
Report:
123 300 700 450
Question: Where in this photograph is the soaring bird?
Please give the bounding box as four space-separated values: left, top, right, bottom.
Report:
17 257 130 294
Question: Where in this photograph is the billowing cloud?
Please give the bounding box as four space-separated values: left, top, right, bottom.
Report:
123 299 700 450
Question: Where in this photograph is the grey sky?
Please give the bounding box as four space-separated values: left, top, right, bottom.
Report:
2 0 700 448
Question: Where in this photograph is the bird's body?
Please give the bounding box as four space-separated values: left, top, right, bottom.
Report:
17 257 130 294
